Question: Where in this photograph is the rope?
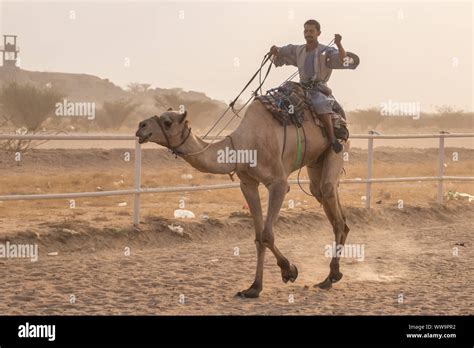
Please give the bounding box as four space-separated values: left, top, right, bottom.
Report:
202 52 273 141
182 93 255 157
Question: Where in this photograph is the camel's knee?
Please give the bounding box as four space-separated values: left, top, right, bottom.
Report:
261 228 274 248
262 239 274 248
321 182 336 198
254 239 267 253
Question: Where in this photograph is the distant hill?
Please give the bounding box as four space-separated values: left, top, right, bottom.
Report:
0 67 230 131
0 66 128 103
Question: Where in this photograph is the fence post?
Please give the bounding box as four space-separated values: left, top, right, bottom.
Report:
437 131 446 204
365 131 374 209
133 140 142 226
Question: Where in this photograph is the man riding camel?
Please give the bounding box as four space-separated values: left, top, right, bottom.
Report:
269 19 348 153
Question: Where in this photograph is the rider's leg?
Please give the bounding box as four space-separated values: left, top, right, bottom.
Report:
310 91 343 154
319 113 343 153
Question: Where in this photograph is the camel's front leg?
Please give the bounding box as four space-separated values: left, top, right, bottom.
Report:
237 179 266 298
263 180 298 284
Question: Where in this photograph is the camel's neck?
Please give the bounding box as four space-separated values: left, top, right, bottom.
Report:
176 132 236 174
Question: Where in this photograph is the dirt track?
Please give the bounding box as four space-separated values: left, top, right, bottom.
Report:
0 203 472 315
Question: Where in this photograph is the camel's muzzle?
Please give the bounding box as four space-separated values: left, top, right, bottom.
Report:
137 132 152 144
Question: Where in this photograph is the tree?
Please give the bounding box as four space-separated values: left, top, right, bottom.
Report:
127 82 151 94
348 107 384 132
435 105 463 116
0 81 63 131
0 81 65 153
95 99 139 130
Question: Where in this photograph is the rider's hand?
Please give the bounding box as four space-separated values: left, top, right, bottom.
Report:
334 34 342 45
269 45 279 56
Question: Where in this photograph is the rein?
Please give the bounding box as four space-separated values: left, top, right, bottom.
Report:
228 53 272 112
202 52 273 140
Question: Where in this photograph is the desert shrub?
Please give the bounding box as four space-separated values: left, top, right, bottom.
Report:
0 81 63 131
95 99 139 130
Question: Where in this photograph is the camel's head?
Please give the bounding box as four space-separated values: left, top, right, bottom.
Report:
135 108 189 147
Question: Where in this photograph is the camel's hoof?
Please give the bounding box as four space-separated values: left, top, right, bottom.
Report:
315 273 343 290
282 264 298 284
236 288 261 299
315 278 332 290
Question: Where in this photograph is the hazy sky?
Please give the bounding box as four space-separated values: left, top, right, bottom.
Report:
0 0 472 111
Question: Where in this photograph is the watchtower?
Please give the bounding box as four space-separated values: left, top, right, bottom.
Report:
0 35 20 68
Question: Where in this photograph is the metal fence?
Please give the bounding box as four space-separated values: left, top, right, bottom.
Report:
0 132 472 225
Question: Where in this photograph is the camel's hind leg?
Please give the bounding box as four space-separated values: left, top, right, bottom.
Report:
307 144 350 290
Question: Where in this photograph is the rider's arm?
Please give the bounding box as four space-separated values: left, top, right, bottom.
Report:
334 34 347 63
270 44 298 67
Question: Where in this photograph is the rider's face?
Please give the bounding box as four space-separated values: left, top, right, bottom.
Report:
304 24 320 44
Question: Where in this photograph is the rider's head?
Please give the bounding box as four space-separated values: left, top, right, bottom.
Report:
304 19 321 44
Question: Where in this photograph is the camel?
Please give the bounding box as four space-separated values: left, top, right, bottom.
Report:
135 101 350 298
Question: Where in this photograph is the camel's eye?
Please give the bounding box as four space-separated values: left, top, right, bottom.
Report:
140 123 146 129
164 119 172 128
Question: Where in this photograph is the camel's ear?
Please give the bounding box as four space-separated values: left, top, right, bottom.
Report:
179 110 187 123
167 107 173 111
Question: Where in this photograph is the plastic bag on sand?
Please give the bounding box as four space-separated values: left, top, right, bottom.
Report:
174 209 195 219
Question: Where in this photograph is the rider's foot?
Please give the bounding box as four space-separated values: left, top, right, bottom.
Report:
332 140 343 153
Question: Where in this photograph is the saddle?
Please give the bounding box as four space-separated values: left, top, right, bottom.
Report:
255 81 349 141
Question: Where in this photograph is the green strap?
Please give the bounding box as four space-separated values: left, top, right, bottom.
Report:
293 126 302 170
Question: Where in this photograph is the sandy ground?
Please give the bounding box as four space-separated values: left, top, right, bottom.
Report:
0 147 473 315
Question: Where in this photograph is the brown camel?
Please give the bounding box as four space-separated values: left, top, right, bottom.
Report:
135 101 350 298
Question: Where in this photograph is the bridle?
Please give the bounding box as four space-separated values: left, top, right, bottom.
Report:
153 115 192 157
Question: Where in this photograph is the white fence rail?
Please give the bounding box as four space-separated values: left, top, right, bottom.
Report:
0 132 473 225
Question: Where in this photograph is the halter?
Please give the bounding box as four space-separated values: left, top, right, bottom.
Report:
153 115 192 157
